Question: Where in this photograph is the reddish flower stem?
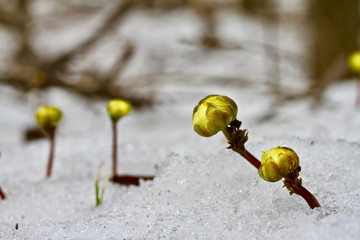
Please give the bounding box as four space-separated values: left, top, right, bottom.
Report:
110 120 155 186
0 186 5 200
222 123 320 209
45 128 56 178
239 149 261 169
111 120 118 178
285 179 321 209
222 127 261 168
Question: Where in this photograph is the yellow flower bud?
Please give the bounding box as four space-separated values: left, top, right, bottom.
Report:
35 105 62 129
107 99 132 122
348 51 360 74
193 95 238 137
258 147 299 182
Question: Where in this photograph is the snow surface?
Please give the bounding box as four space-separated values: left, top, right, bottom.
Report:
1 80 360 239
1 3 360 239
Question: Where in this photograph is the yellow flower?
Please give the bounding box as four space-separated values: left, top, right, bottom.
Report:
193 95 237 137
36 105 62 129
348 51 360 74
107 99 132 122
258 147 299 182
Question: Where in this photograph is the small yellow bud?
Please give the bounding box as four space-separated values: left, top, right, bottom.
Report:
35 105 62 129
258 147 299 182
348 51 360 74
107 99 132 122
193 95 238 137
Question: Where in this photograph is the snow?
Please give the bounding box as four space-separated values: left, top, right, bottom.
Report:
1 80 360 239
1 3 360 239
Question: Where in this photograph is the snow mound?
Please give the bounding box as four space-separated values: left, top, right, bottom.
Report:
1 135 360 239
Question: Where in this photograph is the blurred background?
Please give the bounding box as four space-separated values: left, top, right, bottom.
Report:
0 0 359 144
0 0 359 101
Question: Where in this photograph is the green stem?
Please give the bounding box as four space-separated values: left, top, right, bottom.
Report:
95 181 100 206
95 163 103 206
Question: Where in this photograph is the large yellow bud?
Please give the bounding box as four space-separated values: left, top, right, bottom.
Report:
193 95 238 137
258 147 299 182
348 51 360 74
107 99 132 122
35 105 62 129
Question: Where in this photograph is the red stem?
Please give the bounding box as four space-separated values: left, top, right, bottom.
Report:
240 149 261 169
242 149 320 208
243 149 320 209
287 180 321 209
46 128 56 178
242 150 320 208
0 186 5 200
222 129 261 169
222 127 320 209
112 121 118 177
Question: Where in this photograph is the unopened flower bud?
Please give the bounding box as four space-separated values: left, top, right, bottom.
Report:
258 147 299 182
193 95 237 137
348 51 360 74
36 105 62 129
107 99 132 122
